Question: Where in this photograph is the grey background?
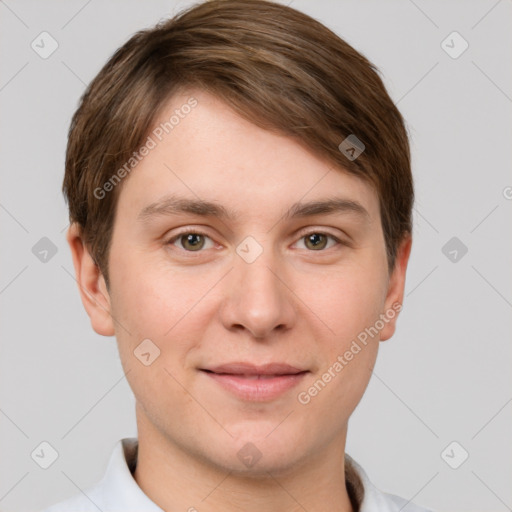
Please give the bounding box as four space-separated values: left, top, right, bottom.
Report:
1 1 511 511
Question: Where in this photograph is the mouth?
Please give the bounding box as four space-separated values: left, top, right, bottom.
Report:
199 362 309 401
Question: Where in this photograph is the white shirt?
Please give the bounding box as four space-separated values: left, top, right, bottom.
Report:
41 438 433 512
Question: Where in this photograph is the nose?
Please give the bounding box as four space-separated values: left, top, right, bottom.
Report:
219 247 296 340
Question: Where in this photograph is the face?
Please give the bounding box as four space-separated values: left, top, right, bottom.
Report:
70 88 410 476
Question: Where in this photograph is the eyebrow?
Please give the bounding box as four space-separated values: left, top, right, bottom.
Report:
137 194 370 223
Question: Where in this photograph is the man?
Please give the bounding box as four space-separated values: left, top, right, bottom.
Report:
42 0 431 510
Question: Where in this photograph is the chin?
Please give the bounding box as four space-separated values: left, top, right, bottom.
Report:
223 429 306 475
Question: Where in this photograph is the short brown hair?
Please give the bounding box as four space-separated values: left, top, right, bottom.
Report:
63 0 413 289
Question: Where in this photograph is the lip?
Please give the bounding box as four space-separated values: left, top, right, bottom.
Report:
200 362 309 402
204 362 306 376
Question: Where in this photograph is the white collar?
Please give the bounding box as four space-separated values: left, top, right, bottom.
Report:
42 437 431 512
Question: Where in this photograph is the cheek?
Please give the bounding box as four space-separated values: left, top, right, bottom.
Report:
109 259 217 378
110 255 201 334
309 266 388 343
109 264 206 421
305 266 386 412
296 286 381 425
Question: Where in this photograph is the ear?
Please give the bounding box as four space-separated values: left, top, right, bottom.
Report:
66 223 115 336
379 235 412 342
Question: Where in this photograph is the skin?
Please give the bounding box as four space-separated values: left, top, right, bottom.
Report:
67 88 411 512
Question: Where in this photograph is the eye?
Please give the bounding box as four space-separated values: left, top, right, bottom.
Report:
166 229 344 254
167 230 215 252
293 231 342 251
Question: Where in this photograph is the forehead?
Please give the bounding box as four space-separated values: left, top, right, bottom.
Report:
115 88 380 223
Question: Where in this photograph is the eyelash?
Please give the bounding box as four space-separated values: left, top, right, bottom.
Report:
165 228 345 254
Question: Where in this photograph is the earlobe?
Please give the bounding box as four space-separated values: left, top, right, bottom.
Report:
66 223 116 337
380 235 412 342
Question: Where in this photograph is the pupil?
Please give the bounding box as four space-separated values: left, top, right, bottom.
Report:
308 233 326 250
185 234 203 249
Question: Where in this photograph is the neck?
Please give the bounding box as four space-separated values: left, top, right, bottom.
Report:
132 407 356 512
